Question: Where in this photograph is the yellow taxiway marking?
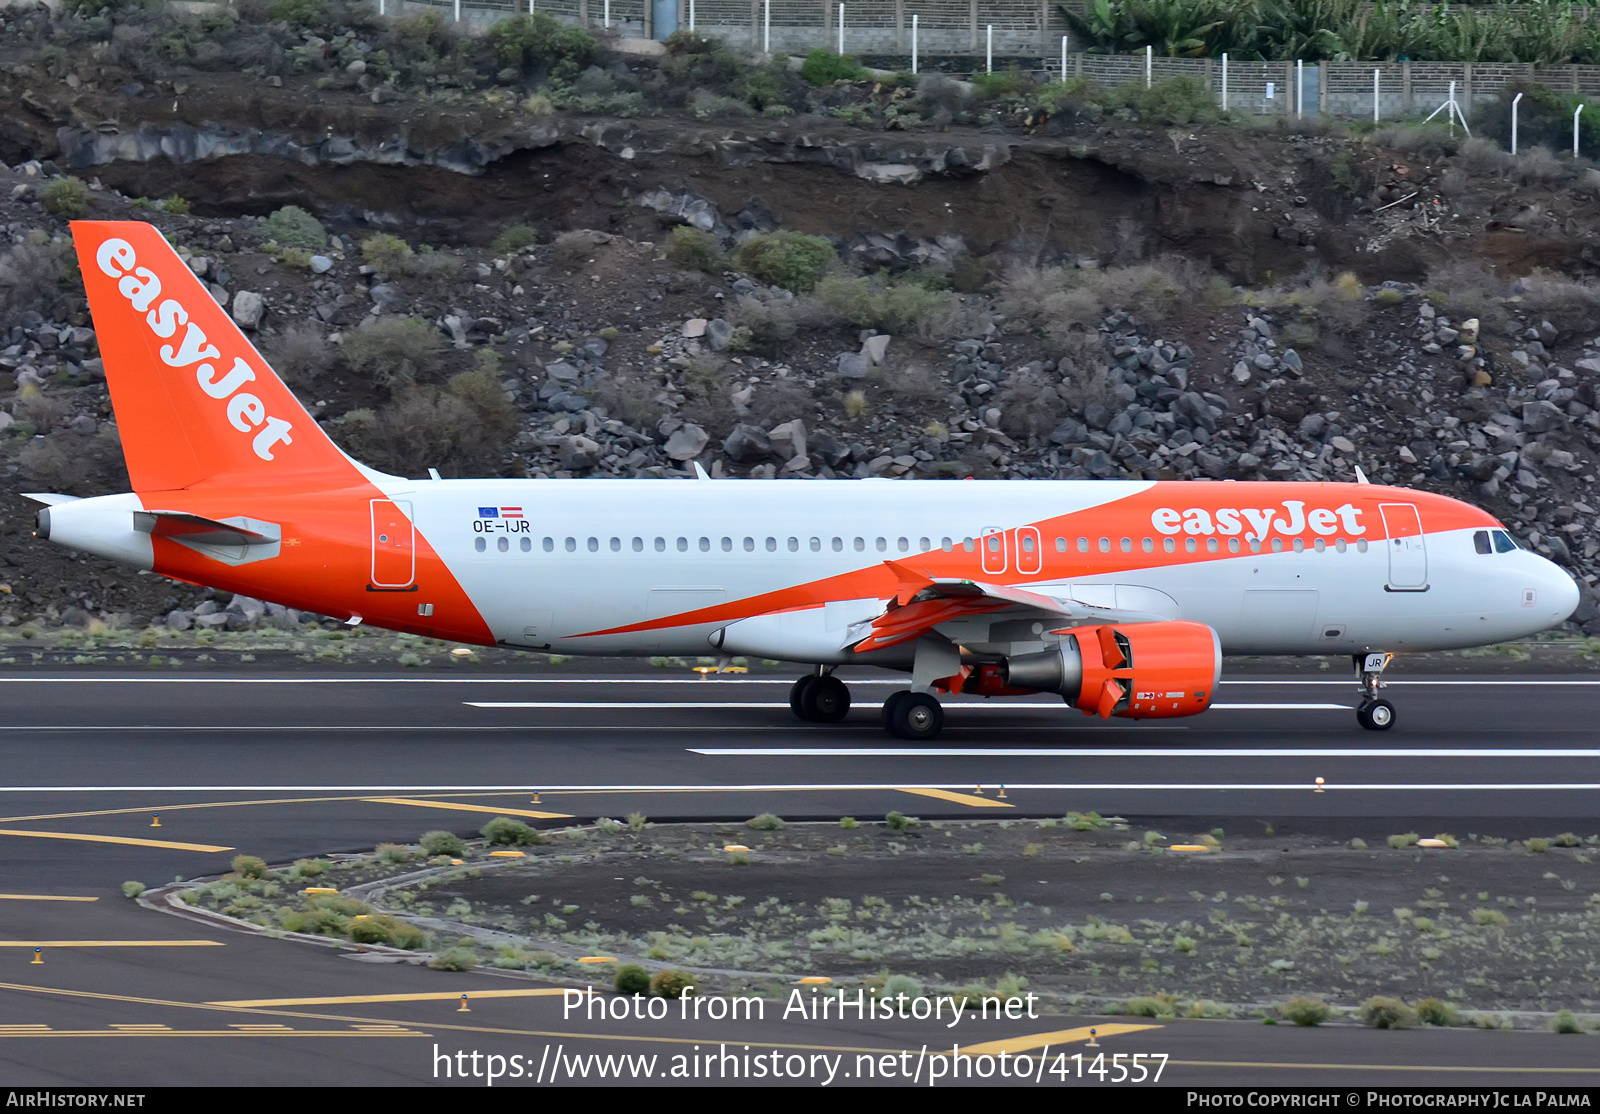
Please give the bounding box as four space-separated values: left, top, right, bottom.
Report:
0 894 97 902
213 989 569 1007
2 1029 425 1038
897 788 1014 809
364 797 571 820
0 829 232 853
0 940 223 948
0 790 563 827
951 1024 1160 1056
1169 1059 1600 1075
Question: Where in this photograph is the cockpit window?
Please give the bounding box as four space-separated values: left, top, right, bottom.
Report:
1492 529 1517 553
1473 530 1492 555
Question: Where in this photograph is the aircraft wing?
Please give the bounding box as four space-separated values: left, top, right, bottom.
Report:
850 561 1175 653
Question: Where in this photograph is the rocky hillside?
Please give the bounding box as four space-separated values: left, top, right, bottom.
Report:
1 2 1599 636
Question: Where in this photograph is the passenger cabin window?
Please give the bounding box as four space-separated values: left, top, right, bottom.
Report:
766 537 778 552
1078 538 1090 553
474 537 486 552
654 537 666 552
1055 537 1067 553
610 537 621 552
1098 538 1110 553
812 538 823 552
498 537 509 552
632 537 643 552
722 537 733 552
744 537 755 552
855 538 866 552
699 537 711 552
565 537 577 552
521 537 532 552
833 537 844 552
941 538 954 552
788 538 800 552
963 537 976 552
587 537 599 552
676 537 688 552
543 537 554 552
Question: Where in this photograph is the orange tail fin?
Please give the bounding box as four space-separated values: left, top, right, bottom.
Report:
71 221 363 493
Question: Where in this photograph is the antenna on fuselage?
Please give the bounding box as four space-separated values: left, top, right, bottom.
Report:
692 462 711 481
1354 466 1371 485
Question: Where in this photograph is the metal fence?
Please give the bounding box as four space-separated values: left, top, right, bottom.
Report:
386 0 1600 118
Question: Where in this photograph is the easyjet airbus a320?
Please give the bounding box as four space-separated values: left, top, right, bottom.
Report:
28 222 1580 738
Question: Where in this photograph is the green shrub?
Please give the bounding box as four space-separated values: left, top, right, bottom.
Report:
1527 837 1551 853
350 914 425 948
40 178 91 219
1472 908 1509 926
491 224 539 255
362 233 415 276
340 316 441 391
614 964 651 994
885 811 919 831
1067 811 1109 831
291 859 329 878
649 968 697 998
376 843 414 864
626 812 648 832
665 226 721 272
1282 997 1333 1026
1416 998 1459 1027
420 830 466 857
489 13 596 81
1105 76 1224 126
801 49 868 85
1358 997 1418 1029
746 813 785 831
481 816 539 846
881 974 924 1007
231 854 268 879
1551 1009 1584 1034
840 817 859 829
732 231 836 293
121 881 145 899
429 946 478 971
268 0 324 27
1126 995 1178 1018
1552 832 1583 847
1388 832 1420 849
260 205 327 249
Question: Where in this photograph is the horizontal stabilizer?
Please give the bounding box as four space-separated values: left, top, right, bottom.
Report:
20 493 81 506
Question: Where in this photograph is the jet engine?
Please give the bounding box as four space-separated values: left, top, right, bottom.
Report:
1001 620 1221 719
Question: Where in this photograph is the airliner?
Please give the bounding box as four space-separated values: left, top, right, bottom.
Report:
27 221 1580 738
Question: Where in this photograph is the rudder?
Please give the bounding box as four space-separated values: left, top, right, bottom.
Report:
71 220 360 492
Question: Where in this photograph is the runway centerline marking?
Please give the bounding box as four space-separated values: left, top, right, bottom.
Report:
0 782 1596 795
0 675 1591 685
363 797 572 820
0 829 233 852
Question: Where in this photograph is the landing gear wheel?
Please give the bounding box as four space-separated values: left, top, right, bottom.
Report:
890 692 945 741
881 690 909 732
789 676 816 721
1356 698 1396 731
802 675 851 722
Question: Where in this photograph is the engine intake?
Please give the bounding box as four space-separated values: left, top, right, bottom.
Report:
1001 621 1222 720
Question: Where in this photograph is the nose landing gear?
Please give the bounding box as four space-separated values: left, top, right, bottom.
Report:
1354 652 1396 731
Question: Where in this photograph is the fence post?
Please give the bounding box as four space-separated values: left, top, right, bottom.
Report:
603 0 609 28
1061 35 1067 83
688 0 693 31
913 14 919 73
1373 68 1379 122
1576 104 1586 157
838 2 843 53
1221 52 1227 111
1512 90 1523 154
969 0 977 52
1462 62 1473 109
1402 60 1412 115
764 0 770 51
895 0 903 53
986 24 993 74
452 0 459 20
1145 44 1152 89
1296 59 1303 119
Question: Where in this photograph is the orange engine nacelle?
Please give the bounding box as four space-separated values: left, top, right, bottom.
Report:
1000 621 1222 719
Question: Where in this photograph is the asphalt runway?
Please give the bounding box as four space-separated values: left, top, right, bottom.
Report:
2 667 1599 1087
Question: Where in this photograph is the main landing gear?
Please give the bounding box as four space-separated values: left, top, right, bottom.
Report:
1354 652 1396 732
787 673 947 739
788 671 851 723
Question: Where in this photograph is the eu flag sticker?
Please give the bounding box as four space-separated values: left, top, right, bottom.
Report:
478 507 499 518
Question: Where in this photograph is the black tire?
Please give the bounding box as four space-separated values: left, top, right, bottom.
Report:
1357 699 1396 731
803 675 851 722
789 676 816 721
881 690 909 733
891 692 945 741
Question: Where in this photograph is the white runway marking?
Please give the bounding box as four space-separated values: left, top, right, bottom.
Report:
690 747 1600 758
464 701 1351 711
0 676 1593 686
0 782 1595 793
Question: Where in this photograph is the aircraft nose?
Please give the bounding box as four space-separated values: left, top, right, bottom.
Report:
1544 559 1581 624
